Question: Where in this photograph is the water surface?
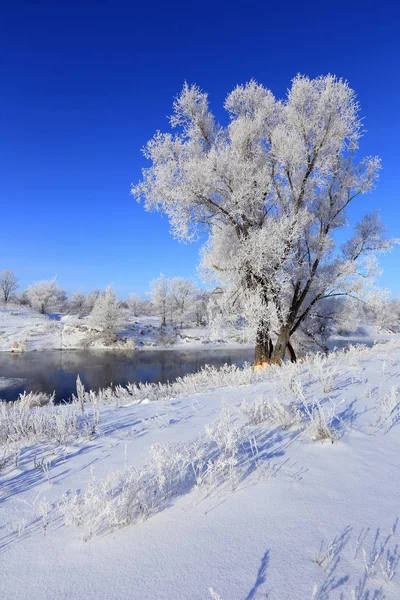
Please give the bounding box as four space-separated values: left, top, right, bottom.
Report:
0 348 254 402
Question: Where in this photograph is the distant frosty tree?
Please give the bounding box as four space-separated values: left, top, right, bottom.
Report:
193 290 209 325
141 299 155 316
170 277 197 328
26 279 66 314
88 285 125 343
85 290 100 313
15 290 30 306
150 274 170 327
133 75 397 363
373 297 400 332
69 292 87 318
128 293 141 317
0 270 18 304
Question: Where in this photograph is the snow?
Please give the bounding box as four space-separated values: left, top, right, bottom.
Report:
1 341 400 599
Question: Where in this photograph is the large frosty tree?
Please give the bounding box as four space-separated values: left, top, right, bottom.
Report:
132 75 395 363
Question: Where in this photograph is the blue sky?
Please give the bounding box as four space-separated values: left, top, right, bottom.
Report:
1 0 399 297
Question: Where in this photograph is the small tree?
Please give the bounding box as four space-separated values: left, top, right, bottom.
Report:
128 293 141 317
15 290 30 306
149 274 170 327
69 292 87 319
373 297 400 333
140 299 155 316
85 290 100 313
26 279 66 314
170 277 197 328
88 285 125 343
0 270 18 304
193 290 209 326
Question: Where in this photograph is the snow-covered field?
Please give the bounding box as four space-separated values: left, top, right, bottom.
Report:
1 341 400 599
0 306 247 353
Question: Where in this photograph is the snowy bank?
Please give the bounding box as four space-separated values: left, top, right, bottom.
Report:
0 307 250 353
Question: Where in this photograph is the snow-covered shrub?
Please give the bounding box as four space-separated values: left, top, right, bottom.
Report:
17 390 55 408
76 361 257 407
241 395 300 430
205 407 242 458
61 404 264 538
9 339 27 352
310 351 329 375
339 343 369 366
0 401 79 447
0 387 104 450
71 375 88 413
309 353 339 392
146 443 191 494
320 366 338 394
60 441 195 540
312 522 399 600
375 386 400 433
204 407 243 492
301 399 342 443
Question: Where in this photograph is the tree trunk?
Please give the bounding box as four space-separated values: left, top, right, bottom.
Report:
254 321 273 365
287 340 297 363
271 326 297 363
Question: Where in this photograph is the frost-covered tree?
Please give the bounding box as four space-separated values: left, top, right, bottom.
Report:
0 269 18 304
149 274 170 327
69 292 87 318
128 293 141 317
85 290 100 313
193 290 210 325
140 299 155 316
133 76 397 363
15 290 30 306
170 277 197 328
88 285 125 343
372 297 400 333
26 279 66 314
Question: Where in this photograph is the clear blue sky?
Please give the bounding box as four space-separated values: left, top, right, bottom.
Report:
1 0 399 297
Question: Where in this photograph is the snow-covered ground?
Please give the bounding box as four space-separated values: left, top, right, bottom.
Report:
1 341 400 599
0 306 248 352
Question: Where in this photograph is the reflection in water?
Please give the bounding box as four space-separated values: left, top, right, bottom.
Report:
0 348 254 402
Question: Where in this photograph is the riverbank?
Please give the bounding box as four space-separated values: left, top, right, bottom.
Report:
0 307 249 353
